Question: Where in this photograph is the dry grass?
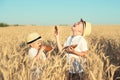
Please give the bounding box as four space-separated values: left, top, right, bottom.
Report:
0 25 120 80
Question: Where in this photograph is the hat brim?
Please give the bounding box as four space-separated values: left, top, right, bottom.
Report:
27 36 42 44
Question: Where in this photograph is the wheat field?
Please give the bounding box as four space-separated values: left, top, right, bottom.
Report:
0 25 120 80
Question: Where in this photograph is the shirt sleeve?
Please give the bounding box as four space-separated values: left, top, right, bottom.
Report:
64 41 67 47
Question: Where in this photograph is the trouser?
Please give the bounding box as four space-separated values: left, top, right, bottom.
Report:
66 72 84 80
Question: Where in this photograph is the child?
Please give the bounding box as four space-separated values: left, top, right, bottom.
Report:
27 32 46 60
54 19 91 80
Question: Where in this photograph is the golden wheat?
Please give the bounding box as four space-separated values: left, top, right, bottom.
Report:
0 25 120 80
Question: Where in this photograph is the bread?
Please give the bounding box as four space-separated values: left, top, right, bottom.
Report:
54 25 58 35
63 44 77 50
44 45 53 51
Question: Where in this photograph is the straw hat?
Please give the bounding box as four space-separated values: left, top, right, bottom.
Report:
27 32 42 44
83 22 91 36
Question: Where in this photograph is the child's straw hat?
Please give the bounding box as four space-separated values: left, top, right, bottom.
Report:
27 32 42 44
83 22 91 36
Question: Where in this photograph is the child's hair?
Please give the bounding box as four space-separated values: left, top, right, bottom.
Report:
79 19 86 36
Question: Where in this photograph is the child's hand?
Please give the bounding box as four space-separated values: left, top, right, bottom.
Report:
66 46 75 53
63 44 77 53
36 46 45 59
39 46 45 52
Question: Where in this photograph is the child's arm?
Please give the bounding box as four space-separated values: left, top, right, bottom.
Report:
56 36 63 52
66 46 88 57
54 26 63 52
35 46 45 59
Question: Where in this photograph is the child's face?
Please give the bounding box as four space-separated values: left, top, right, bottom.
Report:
71 22 84 35
31 39 42 50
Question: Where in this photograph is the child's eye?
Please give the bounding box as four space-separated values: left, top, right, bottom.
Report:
37 42 39 44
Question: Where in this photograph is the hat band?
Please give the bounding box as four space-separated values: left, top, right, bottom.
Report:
27 36 41 44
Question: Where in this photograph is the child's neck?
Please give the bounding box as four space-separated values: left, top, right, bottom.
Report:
73 32 82 36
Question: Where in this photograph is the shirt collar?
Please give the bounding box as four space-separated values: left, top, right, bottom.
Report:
72 35 82 39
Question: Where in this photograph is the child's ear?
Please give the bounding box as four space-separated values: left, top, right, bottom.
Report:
30 43 34 47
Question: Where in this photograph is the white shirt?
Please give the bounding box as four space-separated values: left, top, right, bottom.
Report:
64 35 88 59
64 35 88 73
29 48 46 60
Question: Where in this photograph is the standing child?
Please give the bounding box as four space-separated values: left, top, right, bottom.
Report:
54 19 91 80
